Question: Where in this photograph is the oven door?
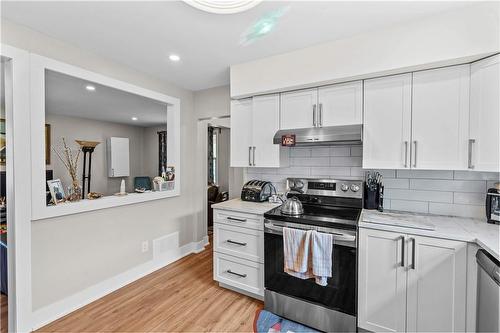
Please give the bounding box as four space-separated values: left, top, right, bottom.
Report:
264 219 357 316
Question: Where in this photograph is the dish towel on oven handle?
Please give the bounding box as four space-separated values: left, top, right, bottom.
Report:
283 227 333 286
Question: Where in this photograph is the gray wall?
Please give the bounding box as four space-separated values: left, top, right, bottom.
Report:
246 145 499 220
2 19 202 311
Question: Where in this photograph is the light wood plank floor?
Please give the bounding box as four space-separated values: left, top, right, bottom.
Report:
0 294 6 333
37 238 262 332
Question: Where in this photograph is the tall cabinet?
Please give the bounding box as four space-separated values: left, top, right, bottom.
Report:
469 54 500 172
230 94 288 168
358 228 467 333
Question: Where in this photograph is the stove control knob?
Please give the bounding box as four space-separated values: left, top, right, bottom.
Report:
289 180 295 189
341 184 349 192
350 184 360 192
295 180 304 189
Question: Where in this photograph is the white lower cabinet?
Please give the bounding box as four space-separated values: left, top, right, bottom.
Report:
213 209 264 298
358 228 467 332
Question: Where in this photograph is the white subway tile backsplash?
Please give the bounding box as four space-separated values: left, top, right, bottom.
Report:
429 203 485 219
385 189 453 203
330 156 362 167
410 179 486 193
453 171 500 181
453 192 486 205
244 144 492 219
390 200 429 214
291 157 330 167
397 170 454 179
384 178 410 189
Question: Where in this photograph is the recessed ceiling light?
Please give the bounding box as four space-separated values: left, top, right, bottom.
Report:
131 117 138 121
169 54 181 62
85 85 96 91
183 0 262 14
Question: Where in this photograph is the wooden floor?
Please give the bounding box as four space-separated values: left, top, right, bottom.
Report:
0 294 6 333
37 238 262 332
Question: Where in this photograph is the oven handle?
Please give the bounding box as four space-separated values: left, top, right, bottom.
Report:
264 221 356 242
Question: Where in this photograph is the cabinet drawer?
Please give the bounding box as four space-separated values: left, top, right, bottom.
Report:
214 223 263 263
214 209 263 230
214 252 264 296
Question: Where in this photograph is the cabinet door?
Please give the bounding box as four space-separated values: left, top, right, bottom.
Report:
363 74 412 169
412 65 470 170
358 228 407 332
280 88 318 130
230 99 253 167
470 55 500 172
252 94 282 167
406 236 467 332
318 81 362 126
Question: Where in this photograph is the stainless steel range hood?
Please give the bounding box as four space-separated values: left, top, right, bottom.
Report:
273 124 362 146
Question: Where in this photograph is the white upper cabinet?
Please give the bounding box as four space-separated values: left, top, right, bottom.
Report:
252 94 283 167
230 99 253 167
363 74 412 169
280 88 318 130
318 81 363 127
411 65 470 170
231 95 288 168
469 55 500 172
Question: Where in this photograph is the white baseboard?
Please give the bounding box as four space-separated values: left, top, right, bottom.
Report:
30 236 209 331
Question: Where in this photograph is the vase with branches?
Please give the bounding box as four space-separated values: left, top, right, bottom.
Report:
53 137 82 202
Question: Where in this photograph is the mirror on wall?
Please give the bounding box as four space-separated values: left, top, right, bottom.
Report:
44 69 173 206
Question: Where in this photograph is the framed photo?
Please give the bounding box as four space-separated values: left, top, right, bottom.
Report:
47 179 65 205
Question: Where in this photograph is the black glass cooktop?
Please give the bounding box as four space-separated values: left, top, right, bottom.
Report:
264 203 360 230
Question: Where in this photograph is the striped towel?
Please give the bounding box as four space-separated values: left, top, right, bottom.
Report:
283 227 333 286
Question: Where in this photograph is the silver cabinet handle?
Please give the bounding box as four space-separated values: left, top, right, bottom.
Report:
410 238 416 270
400 236 405 267
404 141 408 168
248 146 252 166
468 139 475 169
227 217 247 222
318 103 323 127
252 146 256 166
226 239 247 246
226 269 247 278
312 104 317 127
413 141 417 168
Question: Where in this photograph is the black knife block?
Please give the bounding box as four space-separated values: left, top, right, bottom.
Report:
364 183 384 211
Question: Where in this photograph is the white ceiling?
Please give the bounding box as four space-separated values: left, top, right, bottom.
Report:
2 1 472 91
46 70 168 127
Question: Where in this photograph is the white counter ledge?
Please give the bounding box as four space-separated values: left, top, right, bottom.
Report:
361 210 499 260
211 198 280 215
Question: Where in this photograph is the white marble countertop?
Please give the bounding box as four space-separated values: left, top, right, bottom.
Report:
211 198 281 215
361 210 499 260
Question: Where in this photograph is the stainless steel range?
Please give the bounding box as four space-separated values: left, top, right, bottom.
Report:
263 178 363 333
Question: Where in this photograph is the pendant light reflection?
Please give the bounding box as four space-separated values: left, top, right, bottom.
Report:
239 6 289 46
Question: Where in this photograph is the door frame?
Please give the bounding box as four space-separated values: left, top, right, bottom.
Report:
1 44 33 332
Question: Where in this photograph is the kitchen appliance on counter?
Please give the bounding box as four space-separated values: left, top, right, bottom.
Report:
241 180 275 202
264 178 363 333
476 249 499 332
486 183 500 224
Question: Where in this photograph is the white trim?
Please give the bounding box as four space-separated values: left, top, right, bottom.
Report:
0 43 33 333
29 54 182 220
31 237 209 331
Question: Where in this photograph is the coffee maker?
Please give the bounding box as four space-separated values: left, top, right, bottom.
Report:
486 183 500 224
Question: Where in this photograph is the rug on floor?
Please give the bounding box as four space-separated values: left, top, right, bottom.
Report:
253 309 320 333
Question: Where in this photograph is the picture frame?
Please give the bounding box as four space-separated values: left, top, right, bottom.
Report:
47 179 65 205
0 120 50 165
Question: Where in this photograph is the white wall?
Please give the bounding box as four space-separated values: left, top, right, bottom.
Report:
231 2 500 98
194 85 230 119
1 19 204 324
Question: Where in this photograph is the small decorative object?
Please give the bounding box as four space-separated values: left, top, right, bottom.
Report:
153 176 165 191
165 166 175 181
53 138 82 202
0 197 5 209
87 192 103 200
134 188 146 193
47 179 66 205
75 140 100 199
115 179 128 196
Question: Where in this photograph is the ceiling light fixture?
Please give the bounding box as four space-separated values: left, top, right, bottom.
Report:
183 0 261 14
131 117 138 121
85 85 96 91
169 54 181 62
